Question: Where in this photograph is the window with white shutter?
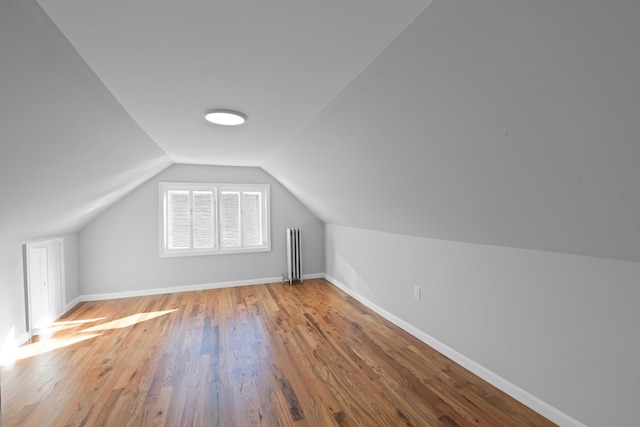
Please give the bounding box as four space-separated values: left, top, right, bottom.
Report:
242 192 263 247
220 191 241 248
160 183 269 257
167 190 190 249
192 191 215 249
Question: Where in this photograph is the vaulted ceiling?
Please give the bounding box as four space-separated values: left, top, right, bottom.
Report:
1 0 429 242
35 0 432 166
3 0 640 263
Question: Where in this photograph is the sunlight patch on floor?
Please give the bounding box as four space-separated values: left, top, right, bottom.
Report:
5 309 179 364
82 309 178 332
16 333 102 360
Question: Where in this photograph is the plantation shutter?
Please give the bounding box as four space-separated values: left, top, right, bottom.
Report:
193 191 214 249
167 190 190 249
220 191 241 248
242 192 262 246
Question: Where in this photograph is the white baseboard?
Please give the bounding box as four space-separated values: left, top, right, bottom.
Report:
15 332 30 347
79 276 281 302
324 274 587 427
77 273 325 302
0 331 30 367
59 296 81 317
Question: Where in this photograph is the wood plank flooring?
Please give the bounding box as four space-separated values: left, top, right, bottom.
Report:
1 279 556 426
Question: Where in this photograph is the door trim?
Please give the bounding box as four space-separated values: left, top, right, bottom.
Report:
24 238 66 339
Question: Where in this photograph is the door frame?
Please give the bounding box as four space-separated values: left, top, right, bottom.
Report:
24 237 66 338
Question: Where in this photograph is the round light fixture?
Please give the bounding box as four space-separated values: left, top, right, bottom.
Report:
204 109 247 126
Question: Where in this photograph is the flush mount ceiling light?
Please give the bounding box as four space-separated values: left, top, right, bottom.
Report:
204 109 247 126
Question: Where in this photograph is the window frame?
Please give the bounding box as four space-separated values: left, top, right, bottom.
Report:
159 182 270 257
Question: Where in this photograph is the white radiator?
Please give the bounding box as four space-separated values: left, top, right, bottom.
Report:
285 228 302 284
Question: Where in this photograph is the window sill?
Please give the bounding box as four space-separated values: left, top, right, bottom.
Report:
159 246 271 258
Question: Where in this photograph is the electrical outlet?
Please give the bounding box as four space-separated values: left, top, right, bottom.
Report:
413 286 421 300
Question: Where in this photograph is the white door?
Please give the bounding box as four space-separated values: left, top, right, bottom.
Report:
28 246 50 331
26 238 66 336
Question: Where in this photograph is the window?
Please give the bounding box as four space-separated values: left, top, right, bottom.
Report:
160 182 270 257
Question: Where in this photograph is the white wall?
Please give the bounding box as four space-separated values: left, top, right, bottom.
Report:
0 243 28 365
63 233 80 306
326 224 640 427
79 164 324 296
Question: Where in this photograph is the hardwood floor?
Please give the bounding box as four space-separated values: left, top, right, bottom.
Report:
1 279 555 426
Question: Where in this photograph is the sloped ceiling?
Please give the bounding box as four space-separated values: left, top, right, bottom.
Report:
4 0 640 264
264 0 640 263
35 0 432 166
2 0 430 243
0 0 171 244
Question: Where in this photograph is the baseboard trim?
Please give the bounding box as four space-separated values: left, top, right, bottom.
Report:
301 273 326 280
79 277 279 302
15 332 30 347
77 273 325 302
324 274 587 427
60 296 81 317
0 331 30 367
